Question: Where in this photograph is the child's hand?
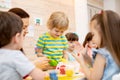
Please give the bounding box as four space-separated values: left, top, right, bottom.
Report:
82 43 88 55
72 43 89 65
74 41 87 56
74 41 83 53
34 57 50 70
35 48 44 57
71 51 85 65
76 43 93 67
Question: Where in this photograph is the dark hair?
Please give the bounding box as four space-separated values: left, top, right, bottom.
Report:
83 32 94 47
91 10 120 66
65 32 79 41
8 8 29 53
8 8 29 18
0 11 23 48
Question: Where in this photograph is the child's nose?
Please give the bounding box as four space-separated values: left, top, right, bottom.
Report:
71 43 76 47
73 43 76 46
57 32 62 35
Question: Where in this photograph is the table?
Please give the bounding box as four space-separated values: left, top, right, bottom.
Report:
24 72 86 80
57 73 86 80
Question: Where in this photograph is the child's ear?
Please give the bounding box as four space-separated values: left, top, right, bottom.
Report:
13 33 21 43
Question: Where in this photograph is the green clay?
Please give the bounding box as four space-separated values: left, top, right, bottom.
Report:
49 59 58 66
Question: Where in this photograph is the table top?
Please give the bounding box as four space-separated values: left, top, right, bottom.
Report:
24 61 86 80
57 72 85 80
24 72 85 80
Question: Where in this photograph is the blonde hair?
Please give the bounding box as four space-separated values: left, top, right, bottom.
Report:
47 11 69 30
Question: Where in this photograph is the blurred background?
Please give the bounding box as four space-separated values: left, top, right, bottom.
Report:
0 0 119 60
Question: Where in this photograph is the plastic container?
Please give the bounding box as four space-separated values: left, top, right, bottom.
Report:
49 71 58 80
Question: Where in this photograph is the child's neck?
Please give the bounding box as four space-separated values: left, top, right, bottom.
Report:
2 44 18 50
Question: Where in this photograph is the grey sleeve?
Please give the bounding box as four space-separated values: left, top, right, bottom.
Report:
13 51 35 77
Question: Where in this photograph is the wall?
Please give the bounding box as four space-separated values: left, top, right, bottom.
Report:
75 0 103 44
116 0 120 14
75 0 89 44
0 0 75 60
104 0 120 14
87 0 103 8
87 0 103 20
104 0 116 11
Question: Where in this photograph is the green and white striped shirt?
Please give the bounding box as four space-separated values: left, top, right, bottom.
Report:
36 32 68 61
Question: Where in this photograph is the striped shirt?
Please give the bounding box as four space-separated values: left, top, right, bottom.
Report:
36 32 68 61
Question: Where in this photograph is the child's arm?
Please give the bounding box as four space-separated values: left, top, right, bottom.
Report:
14 51 48 80
74 41 83 53
63 50 68 59
35 48 44 57
33 57 50 70
35 34 45 57
26 57 49 80
83 53 93 67
75 42 93 67
72 51 106 80
29 68 47 80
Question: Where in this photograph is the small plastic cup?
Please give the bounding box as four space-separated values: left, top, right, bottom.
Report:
66 69 74 77
65 64 74 77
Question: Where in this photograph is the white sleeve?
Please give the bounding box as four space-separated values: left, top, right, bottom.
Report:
13 51 35 77
112 73 120 80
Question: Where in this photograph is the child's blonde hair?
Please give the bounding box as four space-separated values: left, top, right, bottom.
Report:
47 11 69 31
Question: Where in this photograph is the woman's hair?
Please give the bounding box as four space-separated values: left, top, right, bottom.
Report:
0 11 23 48
65 32 79 41
91 10 120 66
83 32 94 47
8 8 29 18
8 8 29 53
47 11 69 31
